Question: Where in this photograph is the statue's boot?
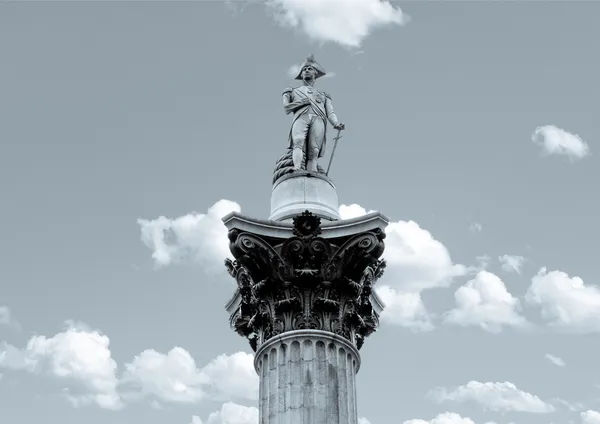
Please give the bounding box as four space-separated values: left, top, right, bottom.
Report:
292 147 303 170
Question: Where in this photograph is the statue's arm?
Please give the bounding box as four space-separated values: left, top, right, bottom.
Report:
324 93 340 126
282 88 307 115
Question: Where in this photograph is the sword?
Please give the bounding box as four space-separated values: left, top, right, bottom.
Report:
326 129 343 176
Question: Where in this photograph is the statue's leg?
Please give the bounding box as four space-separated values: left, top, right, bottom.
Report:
292 144 304 171
306 118 325 172
291 117 309 171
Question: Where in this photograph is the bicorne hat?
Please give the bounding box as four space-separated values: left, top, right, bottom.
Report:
294 54 327 80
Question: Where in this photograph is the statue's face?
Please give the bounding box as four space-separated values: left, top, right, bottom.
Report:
302 65 316 80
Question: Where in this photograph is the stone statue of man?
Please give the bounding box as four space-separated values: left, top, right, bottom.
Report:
283 55 345 173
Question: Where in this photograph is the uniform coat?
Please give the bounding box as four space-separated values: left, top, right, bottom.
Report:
282 85 340 159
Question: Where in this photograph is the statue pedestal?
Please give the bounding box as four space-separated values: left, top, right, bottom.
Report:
270 171 340 222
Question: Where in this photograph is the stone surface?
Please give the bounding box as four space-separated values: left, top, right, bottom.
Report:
221 53 384 424
223 211 388 353
254 330 359 424
223 210 388 424
281 55 345 174
270 172 341 222
223 210 390 241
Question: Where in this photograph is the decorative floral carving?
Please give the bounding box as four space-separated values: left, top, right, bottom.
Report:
225 211 386 352
292 211 322 238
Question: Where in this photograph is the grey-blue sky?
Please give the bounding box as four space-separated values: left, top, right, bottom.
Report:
1 1 599 424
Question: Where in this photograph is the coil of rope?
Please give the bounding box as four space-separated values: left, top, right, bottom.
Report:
272 149 324 184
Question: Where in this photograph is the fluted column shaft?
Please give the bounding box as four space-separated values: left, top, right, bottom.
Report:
254 330 360 424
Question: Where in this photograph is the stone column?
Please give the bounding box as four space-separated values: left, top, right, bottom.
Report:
223 210 388 424
255 330 360 424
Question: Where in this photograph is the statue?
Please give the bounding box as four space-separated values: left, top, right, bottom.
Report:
282 55 345 173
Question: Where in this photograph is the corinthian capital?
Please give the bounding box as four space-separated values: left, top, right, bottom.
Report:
223 210 388 352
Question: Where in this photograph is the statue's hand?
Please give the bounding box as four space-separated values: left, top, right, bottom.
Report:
301 97 311 105
334 122 345 131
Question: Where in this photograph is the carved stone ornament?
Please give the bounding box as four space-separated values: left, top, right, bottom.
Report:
224 210 386 352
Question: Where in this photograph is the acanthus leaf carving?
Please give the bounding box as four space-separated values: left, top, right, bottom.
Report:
225 211 386 352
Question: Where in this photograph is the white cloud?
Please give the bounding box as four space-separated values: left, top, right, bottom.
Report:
403 413 499 424
200 352 258 401
286 65 299 79
376 287 434 332
469 222 482 233
337 204 467 330
379 220 468 329
192 402 258 424
0 305 21 331
1 321 257 410
444 271 528 333
338 203 375 220
122 347 208 404
265 0 408 48
429 381 555 413
475 255 491 271
531 125 590 160
0 306 10 325
138 200 467 331
138 199 240 270
582 410 600 424
525 268 600 332
552 398 583 412
358 418 372 424
544 353 566 367
0 343 35 370
122 349 257 405
383 220 468 293
498 255 525 274
0 322 122 410
404 412 476 424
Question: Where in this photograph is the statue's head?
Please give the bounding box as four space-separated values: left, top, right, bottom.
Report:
301 65 317 81
294 54 326 81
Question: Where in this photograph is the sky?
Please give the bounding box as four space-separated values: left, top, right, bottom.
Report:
0 1 599 424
